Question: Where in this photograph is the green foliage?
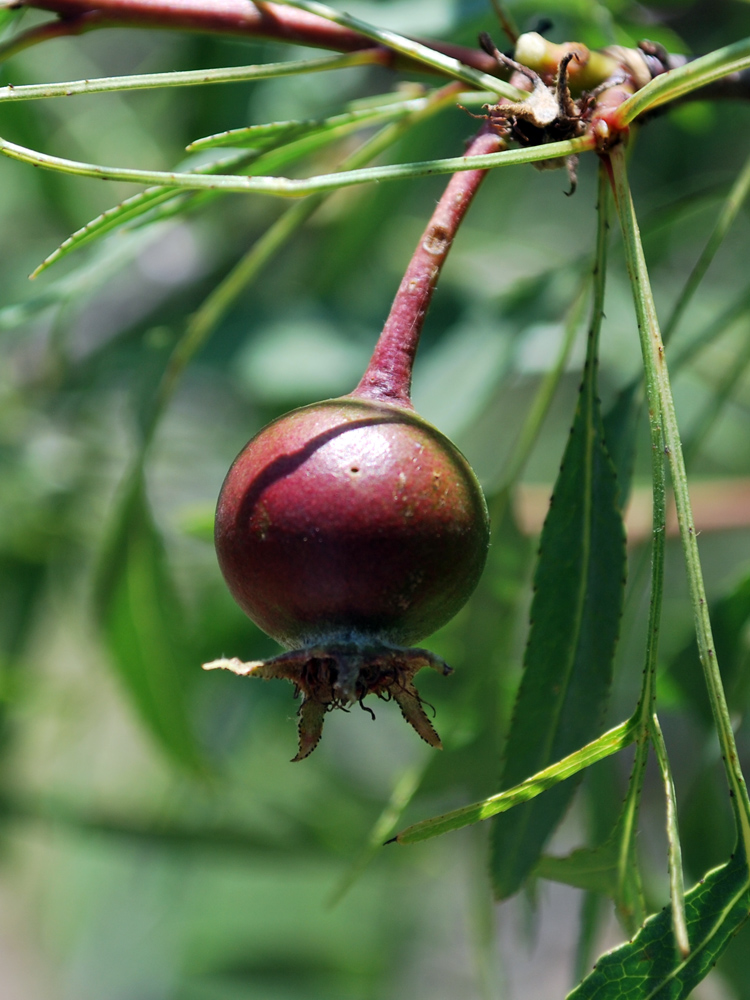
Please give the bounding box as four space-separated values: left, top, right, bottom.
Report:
1 1 750 998
95 474 204 769
568 851 750 1000
490 307 627 898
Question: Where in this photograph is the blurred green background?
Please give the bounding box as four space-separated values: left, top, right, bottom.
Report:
1 0 750 997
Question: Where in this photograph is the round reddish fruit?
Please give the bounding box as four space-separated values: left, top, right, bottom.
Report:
215 395 490 649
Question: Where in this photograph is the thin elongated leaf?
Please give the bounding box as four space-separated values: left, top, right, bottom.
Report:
0 52 378 103
0 131 594 201
31 150 259 278
32 92 434 277
95 475 202 770
611 145 750 846
394 718 637 844
190 120 320 152
187 100 421 152
567 852 750 999
490 334 627 899
650 714 690 957
662 150 750 344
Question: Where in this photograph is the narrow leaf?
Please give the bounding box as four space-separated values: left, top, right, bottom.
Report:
650 714 690 958
567 852 750 1000
95 475 202 770
31 150 259 278
618 36 750 123
394 718 637 845
662 150 750 344
187 98 424 152
610 144 750 847
490 189 627 899
0 131 595 201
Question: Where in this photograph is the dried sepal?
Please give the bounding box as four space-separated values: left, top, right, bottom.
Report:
203 643 452 760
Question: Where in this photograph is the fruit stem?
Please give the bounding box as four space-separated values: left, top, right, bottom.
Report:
353 125 503 406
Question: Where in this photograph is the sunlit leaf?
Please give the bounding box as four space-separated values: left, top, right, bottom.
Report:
394 718 637 844
567 851 750 999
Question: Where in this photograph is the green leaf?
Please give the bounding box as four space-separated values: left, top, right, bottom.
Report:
0 52 381 103
618 36 750 123
536 839 620 895
650 714 690 958
95 474 203 770
490 288 627 900
535 797 646 933
394 717 637 845
32 92 432 277
31 150 259 278
187 98 423 152
567 852 750 999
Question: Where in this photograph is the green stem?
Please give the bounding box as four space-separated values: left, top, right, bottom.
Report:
0 132 594 197
270 0 524 100
608 143 750 857
0 51 383 102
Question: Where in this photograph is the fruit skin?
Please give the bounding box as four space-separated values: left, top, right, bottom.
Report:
215 395 490 650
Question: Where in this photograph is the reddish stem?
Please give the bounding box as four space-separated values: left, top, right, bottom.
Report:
353 126 503 407
23 0 501 75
